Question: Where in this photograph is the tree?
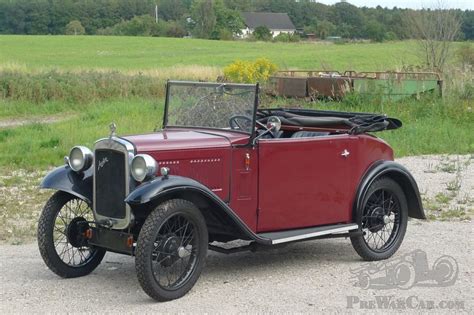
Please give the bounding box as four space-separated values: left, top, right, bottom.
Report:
366 20 386 42
461 10 474 40
253 26 272 41
406 5 462 71
191 0 216 38
316 20 335 39
65 20 85 35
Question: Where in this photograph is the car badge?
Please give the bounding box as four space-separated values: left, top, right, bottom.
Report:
109 122 117 139
97 157 109 171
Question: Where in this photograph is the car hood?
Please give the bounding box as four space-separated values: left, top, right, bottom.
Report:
122 129 249 153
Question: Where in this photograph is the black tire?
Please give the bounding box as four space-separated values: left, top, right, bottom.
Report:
37 191 106 278
351 177 408 261
135 199 208 301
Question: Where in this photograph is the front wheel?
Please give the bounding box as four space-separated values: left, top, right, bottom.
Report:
37 191 106 278
135 199 208 301
351 177 408 261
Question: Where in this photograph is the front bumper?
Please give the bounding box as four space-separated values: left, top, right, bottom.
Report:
88 227 134 255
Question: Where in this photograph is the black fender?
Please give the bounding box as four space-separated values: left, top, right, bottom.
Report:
40 165 93 204
354 160 425 220
125 175 272 245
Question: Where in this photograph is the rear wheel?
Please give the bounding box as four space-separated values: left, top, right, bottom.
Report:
135 199 208 301
37 191 106 278
351 177 408 261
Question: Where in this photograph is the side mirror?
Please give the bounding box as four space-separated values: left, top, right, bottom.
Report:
266 116 282 133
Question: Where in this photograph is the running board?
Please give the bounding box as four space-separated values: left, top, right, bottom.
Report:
257 223 359 245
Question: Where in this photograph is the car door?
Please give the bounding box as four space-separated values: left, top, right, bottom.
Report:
257 134 356 232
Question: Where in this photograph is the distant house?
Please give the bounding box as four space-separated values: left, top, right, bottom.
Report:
240 12 296 38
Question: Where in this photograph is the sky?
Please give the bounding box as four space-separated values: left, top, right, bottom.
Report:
316 1 474 10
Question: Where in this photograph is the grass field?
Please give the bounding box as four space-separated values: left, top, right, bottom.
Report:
0 35 424 71
0 35 473 170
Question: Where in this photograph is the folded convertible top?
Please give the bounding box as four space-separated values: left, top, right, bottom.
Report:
258 108 402 134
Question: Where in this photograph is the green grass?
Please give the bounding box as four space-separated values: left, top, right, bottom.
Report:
0 98 162 168
0 35 426 71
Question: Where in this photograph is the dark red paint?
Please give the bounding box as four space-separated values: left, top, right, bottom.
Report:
123 128 393 233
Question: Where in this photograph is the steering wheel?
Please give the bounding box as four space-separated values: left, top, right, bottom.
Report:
229 115 253 131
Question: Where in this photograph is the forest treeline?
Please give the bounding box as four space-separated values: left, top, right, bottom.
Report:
0 0 472 41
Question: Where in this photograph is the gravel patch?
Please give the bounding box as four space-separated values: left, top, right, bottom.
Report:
396 154 473 221
0 114 75 129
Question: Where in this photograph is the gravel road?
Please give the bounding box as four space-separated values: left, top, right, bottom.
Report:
1 221 472 313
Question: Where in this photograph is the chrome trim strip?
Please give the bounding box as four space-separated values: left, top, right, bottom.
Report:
270 224 359 245
93 137 135 230
95 137 135 154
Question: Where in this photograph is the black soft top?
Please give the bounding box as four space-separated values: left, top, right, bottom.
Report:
257 108 402 135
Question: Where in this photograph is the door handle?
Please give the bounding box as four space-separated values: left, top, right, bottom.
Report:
341 149 350 158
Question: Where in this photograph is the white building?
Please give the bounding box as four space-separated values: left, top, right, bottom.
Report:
240 12 296 38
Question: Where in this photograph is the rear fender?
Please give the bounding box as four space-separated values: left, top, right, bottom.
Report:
354 160 425 220
125 175 271 244
40 166 93 204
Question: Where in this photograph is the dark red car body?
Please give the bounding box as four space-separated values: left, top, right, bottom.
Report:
124 129 393 232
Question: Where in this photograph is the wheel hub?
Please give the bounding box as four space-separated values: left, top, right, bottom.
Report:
160 236 182 267
66 217 89 248
367 207 386 233
163 236 180 253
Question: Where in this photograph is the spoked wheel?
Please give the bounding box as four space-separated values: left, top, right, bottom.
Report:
351 177 408 261
38 191 106 278
135 199 208 301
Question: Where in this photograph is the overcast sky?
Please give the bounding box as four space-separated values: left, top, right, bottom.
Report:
316 1 473 10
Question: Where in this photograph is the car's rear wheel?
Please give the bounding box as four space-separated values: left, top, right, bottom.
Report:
351 177 408 261
37 191 106 278
135 199 208 301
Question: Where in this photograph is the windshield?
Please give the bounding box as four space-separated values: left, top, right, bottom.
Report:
164 81 258 134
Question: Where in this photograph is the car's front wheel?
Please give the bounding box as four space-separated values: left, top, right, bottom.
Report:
351 177 408 261
37 191 106 278
135 199 208 301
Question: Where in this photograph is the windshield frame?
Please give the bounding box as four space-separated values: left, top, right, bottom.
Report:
163 80 259 140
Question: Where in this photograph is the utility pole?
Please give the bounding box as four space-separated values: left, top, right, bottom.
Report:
155 4 158 23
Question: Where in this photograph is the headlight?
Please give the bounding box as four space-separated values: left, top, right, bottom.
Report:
68 146 93 172
131 154 157 182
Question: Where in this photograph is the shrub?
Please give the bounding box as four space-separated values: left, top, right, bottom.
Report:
273 33 300 42
456 43 474 66
224 58 278 83
65 20 85 35
253 26 272 41
218 29 234 40
384 31 398 41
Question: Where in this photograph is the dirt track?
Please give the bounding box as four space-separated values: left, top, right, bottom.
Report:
1 221 472 313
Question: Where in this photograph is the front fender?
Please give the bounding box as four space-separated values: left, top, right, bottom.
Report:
355 160 425 220
40 165 93 204
125 175 272 245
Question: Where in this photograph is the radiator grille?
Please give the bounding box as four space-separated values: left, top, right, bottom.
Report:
94 149 127 219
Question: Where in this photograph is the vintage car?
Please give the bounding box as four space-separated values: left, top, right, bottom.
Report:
38 81 424 301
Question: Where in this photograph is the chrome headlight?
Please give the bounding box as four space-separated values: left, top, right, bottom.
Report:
68 146 93 172
131 154 157 182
